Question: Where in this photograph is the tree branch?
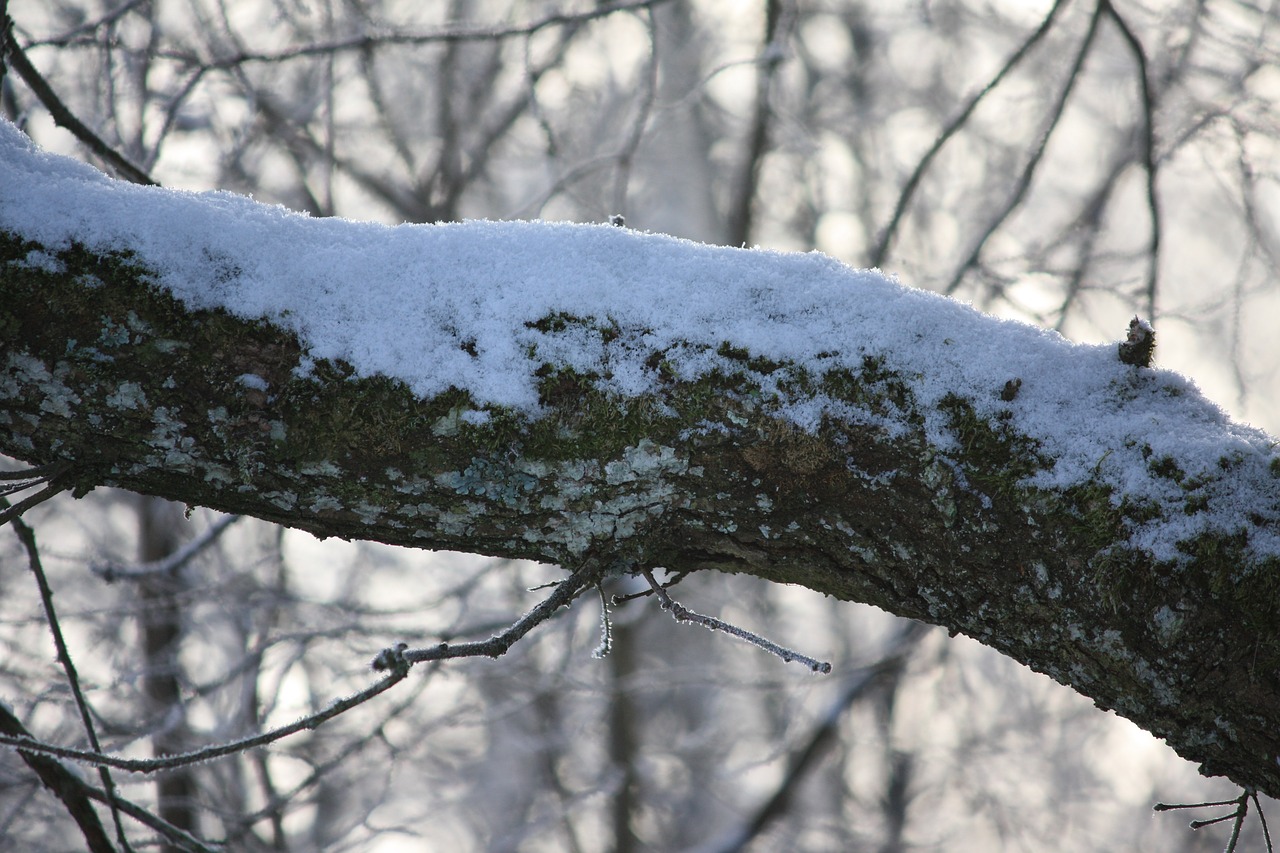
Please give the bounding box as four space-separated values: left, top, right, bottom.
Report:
0 13 155 186
151 0 672 70
0 700 114 853
3 137 1280 800
871 0 1070 267
943 2 1103 296
640 568 831 673
0 667 408 775
1099 0 1161 318
12 515 134 850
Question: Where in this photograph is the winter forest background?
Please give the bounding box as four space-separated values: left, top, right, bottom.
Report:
3 0 1280 850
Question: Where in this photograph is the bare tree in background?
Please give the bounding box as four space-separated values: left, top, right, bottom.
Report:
2 0 1278 851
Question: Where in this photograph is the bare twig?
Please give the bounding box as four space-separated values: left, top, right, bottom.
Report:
0 666 409 774
711 624 927 853
0 565 600 775
1154 788 1273 853
0 701 113 853
1 12 155 186
640 569 831 673
1100 0 1161 319
398 562 601 665
943 1 1103 296
217 676 432 848
0 461 69 480
155 0 671 70
75 784 221 853
726 0 790 247
0 463 72 528
12 516 134 850
92 514 242 581
610 5 660 218
871 0 1070 267
0 699 216 853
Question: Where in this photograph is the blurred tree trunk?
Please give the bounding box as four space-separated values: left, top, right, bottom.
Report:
3 220 1279 804
135 496 199 851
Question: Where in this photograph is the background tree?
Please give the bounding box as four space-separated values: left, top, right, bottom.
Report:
3 1 1279 851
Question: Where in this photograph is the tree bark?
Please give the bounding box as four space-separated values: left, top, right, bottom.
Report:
2 212 1279 800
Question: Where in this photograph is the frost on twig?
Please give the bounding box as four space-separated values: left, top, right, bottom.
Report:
1154 788 1273 853
393 563 599 666
639 569 832 674
592 585 613 659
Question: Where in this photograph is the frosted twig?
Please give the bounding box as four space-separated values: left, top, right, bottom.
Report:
612 569 689 605
0 667 409 773
592 585 613 659
1154 788 1273 853
397 562 600 666
12 516 134 850
0 475 70 528
639 569 831 674
92 514 242 580
153 0 672 68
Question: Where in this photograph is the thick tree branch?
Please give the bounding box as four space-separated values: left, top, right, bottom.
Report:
2 138 1279 801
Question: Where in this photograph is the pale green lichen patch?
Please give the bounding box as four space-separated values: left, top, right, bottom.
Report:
1151 605 1185 645
5 352 81 417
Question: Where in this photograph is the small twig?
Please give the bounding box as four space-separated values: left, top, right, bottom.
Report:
92 514 242 581
0 666 410 774
0 461 69 480
1 703 217 852
0 475 71 528
1256 791 1275 850
871 0 1070 266
0 12 156 185
711 623 926 852
609 4 659 218
592 584 613 659
154 0 671 69
397 562 601 666
943 0 1103 296
1100 0 1161 319
725 0 790 247
75 783 221 853
12 516 134 850
611 569 689 606
0 564 593 784
217 680 429 847
639 569 831 674
0 701 113 853
1154 788 1272 853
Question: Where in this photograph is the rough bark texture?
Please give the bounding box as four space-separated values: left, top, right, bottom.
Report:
3 228 1280 798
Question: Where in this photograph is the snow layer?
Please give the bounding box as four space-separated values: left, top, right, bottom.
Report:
2 121 1276 562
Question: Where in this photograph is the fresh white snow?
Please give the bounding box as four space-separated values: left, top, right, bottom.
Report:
2 119 1276 563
